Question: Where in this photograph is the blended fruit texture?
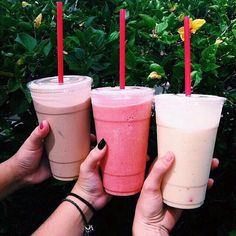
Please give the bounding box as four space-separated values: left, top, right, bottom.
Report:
155 93 225 209
34 99 91 180
157 124 218 208
93 100 152 196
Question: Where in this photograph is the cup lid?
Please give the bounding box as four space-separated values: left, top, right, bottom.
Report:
91 86 154 106
27 75 92 93
155 93 226 103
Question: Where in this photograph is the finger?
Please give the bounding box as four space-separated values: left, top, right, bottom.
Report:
144 152 175 191
207 178 214 189
211 158 219 170
23 120 50 151
146 156 158 176
81 139 107 171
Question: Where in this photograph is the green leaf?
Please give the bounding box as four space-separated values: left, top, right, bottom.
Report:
233 30 236 38
155 21 168 34
126 49 137 69
8 78 21 93
64 36 80 48
225 90 236 103
91 62 110 72
160 34 178 45
202 63 220 72
0 118 11 130
84 16 96 27
74 48 85 60
21 86 32 104
94 30 105 48
108 31 119 43
191 70 203 87
17 21 32 31
149 63 165 76
0 16 17 27
166 13 176 26
90 74 99 87
201 45 218 62
15 33 37 51
232 24 236 38
0 91 7 106
9 94 30 115
139 14 156 28
172 62 184 80
229 229 236 236
43 41 52 56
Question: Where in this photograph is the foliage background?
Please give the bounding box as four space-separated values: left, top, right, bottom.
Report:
0 0 235 235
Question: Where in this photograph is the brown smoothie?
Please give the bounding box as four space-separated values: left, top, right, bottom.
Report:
34 99 91 180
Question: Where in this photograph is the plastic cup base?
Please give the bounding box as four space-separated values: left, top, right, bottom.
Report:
52 175 78 181
105 187 141 196
163 199 204 209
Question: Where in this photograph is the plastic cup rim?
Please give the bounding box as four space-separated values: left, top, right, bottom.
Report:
27 75 92 94
154 93 226 103
91 86 154 96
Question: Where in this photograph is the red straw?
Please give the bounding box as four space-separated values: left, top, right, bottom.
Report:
119 9 126 89
57 2 64 84
184 16 191 96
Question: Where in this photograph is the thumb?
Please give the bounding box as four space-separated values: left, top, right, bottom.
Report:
23 120 50 151
82 139 107 171
144 152 175 191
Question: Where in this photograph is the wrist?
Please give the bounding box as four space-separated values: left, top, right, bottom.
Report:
8 155 29 187
0 158 25 199
69 187 96 222
65 195 93 222
71 186 97 211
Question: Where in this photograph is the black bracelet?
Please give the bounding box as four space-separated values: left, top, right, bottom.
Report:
67 192 97 214
62 198 94 236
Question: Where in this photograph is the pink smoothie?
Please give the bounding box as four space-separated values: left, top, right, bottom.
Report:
92 87 153 196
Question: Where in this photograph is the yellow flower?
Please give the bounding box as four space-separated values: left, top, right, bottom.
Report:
215 39 223 45
22 1 31 7
191 19 206 33
17 57 24 66
148 71 162 80
169 3 178 12
34 13 42 28
178 13 185 22
178 27 185 41
178 18 206 41
215 37 227 45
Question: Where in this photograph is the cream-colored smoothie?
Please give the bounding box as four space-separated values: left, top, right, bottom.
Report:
157 125 217 208
155 94 225 209
28 76 92 181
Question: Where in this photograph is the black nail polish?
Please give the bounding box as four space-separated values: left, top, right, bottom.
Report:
98 139 106 150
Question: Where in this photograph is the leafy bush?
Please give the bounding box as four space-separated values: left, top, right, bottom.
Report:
0 0 235 235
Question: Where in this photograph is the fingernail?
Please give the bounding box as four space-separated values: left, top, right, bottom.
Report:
39 122 44 130
98 138 106 150
165 152 174 162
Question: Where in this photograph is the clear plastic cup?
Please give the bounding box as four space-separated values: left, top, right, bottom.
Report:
155 94 226 208
91 86 153 196
28 75 92 181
